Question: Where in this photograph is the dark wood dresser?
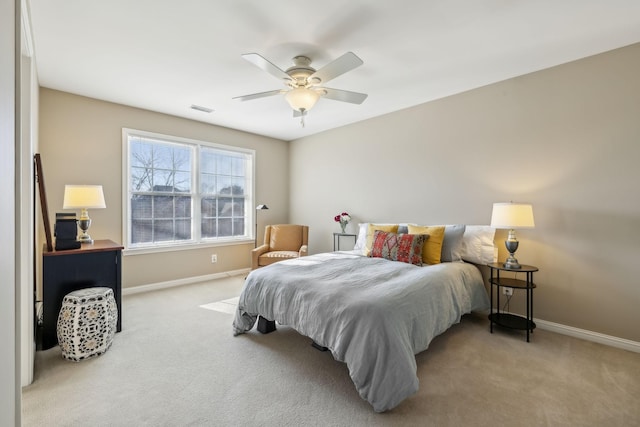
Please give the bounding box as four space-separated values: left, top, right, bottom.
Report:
40 239 123 350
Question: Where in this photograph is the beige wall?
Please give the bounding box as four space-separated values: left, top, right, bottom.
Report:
39 89 289 288
38 43 640 342
290 43 640 342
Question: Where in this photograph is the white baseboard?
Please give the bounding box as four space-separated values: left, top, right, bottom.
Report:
484 309 639 353
122 268 250 296
535 318 640 354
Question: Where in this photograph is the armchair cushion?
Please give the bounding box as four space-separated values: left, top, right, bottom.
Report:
259 251 300 267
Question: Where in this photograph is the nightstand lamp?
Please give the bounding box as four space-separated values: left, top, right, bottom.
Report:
63 185 106 244
490 202 535 269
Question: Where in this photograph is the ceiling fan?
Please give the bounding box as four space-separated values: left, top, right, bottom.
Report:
233 52 368 126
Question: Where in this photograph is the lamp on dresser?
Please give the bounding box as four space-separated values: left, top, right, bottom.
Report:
490 202 535 269
63 185 106 244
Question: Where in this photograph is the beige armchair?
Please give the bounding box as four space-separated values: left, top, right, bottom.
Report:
252 224 309 270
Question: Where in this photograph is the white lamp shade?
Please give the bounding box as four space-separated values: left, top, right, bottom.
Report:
490 202 534 229
63 185 106 209
285 87 320 112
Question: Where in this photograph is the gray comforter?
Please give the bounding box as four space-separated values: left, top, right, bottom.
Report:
232 251 489 412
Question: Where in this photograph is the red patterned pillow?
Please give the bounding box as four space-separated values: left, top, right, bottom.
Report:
370 231 428 266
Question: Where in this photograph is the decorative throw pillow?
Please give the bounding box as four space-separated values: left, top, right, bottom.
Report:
370 231 427 266
355 223 410 252
407 224 446 265
441 224 466 262
364 223 399 255
397 224 409 234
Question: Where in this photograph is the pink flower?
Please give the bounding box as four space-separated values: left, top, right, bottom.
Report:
334 212 351 224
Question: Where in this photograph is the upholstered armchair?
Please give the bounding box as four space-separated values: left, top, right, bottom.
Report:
252 224 309 270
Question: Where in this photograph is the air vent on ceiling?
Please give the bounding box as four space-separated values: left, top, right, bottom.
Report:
190 104 214 113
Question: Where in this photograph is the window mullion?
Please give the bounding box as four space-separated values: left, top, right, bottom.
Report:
193 145 201 243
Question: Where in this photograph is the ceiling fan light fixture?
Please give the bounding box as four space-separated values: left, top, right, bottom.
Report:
236 52 367 123
285 87 320 112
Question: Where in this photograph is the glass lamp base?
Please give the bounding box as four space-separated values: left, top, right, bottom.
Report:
504 235 521 269
78 234 93 244
78 217 93 244
503 254 521 269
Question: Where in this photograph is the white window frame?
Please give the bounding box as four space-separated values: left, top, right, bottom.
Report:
122 128 255 255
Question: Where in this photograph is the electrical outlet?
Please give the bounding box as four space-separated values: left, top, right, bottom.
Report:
502 287 513 296
211 254 217 263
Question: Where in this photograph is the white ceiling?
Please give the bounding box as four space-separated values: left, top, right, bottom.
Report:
28 1 640 142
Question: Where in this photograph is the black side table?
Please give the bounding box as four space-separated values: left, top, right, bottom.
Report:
333 232 357 251
487 262 538 342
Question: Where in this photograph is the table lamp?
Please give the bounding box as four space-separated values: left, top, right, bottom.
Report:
63 185 106 243
490 202 535 269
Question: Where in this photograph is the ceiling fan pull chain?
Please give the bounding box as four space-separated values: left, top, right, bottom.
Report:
300 114 305 127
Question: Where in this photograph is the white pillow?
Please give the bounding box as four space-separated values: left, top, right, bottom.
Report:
353 223 368 251
460 225 497 264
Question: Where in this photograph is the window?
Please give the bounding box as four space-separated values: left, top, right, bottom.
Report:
123 128 254 252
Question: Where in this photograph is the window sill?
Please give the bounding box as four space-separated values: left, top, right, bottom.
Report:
123 237 253 256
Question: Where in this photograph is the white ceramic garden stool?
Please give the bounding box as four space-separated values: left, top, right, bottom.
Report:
57 287 117 362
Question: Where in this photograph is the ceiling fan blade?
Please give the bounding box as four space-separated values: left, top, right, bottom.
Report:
241 53 291 82
320 87 368 104
233 89 285 102
309 52 363 84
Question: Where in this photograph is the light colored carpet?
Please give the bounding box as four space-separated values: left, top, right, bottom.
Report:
200 296 239 314
22 274 640 426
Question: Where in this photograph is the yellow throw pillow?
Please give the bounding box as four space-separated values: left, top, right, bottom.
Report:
407 224 446 265
364 224 399 256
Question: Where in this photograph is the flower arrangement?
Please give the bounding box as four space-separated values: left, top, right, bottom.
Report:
334 212 351 233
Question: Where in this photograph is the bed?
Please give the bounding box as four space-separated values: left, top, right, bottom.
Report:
232 237 491 412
